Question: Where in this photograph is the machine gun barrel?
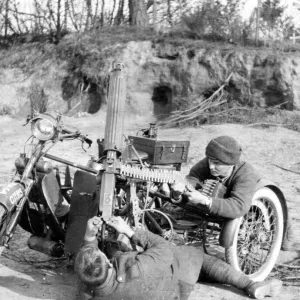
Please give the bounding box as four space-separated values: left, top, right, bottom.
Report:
100 63 126 222
103 63 126 153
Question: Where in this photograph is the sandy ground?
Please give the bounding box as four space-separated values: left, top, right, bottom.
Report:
1 112 300 300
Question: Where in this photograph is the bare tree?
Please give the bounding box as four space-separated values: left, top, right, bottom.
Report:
100 0 105 27
12 0 23 34
110 0 117 25
114 0 125 25
260 0 285 40
85 0 92 30
167 0 172 27
4 0 9 38
128 0 149 27
56 0 62 41
68 0 79 31
153 0 157 31
64 0 69 30
92 0 99 28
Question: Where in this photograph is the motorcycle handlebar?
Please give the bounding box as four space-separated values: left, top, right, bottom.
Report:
61 124 93 146
82 136 93 146
61 124 79 135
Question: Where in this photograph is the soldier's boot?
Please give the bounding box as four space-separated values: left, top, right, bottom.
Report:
201 254 282 299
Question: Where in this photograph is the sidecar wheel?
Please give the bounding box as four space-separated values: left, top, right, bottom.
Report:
225 187 284 282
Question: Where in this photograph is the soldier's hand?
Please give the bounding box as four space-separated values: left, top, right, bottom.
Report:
107 216 135 238
84 216 102 241
171 180 186 200
185 190 211 207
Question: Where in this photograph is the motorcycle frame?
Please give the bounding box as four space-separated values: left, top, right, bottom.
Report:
0 137 98 249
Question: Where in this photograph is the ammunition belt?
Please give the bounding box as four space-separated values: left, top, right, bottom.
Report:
120 164 193 189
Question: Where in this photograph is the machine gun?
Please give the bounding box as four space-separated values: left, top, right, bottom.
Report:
95 63 194 248
75 63 286 283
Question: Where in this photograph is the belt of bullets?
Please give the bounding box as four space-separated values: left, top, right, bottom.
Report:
120 164 193 190
201 180 218 197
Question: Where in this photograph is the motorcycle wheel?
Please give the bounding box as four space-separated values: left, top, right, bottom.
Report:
0 205 12 255
225 187 284 282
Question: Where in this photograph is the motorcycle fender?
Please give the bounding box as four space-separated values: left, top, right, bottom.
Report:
0 182 25 212
219 179 289 248
254 179 289 240
219 218 240 248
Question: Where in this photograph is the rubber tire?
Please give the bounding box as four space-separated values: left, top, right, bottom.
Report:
225 187 284 282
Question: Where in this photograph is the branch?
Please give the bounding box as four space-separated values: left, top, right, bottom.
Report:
271 164 300 175
273 100 289 108
8 8 47 19
158 72 233 127
67 0 79 31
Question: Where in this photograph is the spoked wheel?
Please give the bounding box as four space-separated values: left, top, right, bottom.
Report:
225 187 284 282
141 208 175 241
0 205 12 255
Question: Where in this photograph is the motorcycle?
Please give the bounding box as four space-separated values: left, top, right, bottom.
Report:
0 110 95 257
0 63 288 284
87 63 287 282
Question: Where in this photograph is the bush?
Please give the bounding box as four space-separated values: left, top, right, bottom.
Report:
0 105 12 115
180 1 248 44
181 7 226 41
28 83 49 113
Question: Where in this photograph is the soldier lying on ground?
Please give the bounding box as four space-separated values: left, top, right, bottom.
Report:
75 215 282 300
169 135 295 250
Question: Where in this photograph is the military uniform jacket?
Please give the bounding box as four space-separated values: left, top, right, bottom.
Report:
188 157 261 219
77 229 203 300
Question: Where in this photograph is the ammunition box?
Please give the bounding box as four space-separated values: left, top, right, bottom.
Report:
128 135 190 165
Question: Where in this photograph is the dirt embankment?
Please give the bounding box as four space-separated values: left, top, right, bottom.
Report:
1 38 300 121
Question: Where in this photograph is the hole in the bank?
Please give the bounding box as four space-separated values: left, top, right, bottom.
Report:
87 82 102 114
187 49 195 60
263 90 293 110
152 86 172 119
62 76 103 114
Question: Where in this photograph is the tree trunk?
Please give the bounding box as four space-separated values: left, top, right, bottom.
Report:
13 2 23 34
92 0 99 28
56 0 62 42
128 0 149 27
67 0 79 31
114 0 125 25
167 0 172 27
110 0 117 25
153 0 157 31
4 0 9 39
64 0 68 30
85 0 92 30
100 0 105 27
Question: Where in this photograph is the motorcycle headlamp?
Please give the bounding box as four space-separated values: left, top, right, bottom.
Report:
31 118 56 141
